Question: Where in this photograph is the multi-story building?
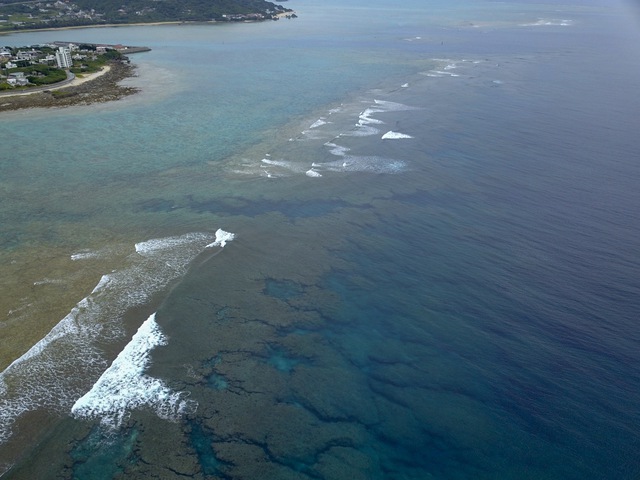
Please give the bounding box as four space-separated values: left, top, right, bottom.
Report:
55 46 72 69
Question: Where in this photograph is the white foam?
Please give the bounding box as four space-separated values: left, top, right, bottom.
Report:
358 108 385 125
401 83 409 88
8 310 77 371
382 131 414 140
71 250 101 261
309 118 328 129
206 229 236 248
33 278 64 286
305 169 322 178
260 158 308 173
343 124 380 137
373 99 420 111
135 233 206 256
71 313 196 429
433 70 459 77
330 100 420 139
520 18 573 27
299 129 326 140
0 231 214 444
324 142 350 157
422 59 472 78
312 155 407 174
261 158 288 167
91 274 112 294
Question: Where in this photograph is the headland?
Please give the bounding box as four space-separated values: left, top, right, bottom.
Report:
0 42 148 111
0 60 137 111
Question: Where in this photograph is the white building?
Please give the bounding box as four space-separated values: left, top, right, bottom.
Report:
55 46 72 69
7 72 29 86
39 54 56 64
16 49 38 61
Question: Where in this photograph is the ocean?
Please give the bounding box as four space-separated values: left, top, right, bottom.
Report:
1 0 639 478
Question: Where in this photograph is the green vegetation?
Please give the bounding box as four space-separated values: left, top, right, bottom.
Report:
1 64 65 88
75 0 287 21
24 65 67 85
0 0 292 31
0 48 124 91
70 50 122 74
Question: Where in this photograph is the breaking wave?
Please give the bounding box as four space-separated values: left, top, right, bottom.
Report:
0 230 228 444
382 131 413 140
71 313 197 430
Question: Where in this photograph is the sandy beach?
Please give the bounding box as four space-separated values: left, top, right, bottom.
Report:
66 66 111 87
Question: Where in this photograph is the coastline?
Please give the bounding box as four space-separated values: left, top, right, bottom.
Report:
0 21 185 35
0 12 295 35
64 66 111 88
0 66 111 98
0 62 137 111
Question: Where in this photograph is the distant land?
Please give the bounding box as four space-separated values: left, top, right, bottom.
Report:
0 0 295 32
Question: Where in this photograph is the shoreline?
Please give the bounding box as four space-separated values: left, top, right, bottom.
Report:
0 13 295 35
64 66 111 88
0 61 137 111
0 21 189 35
0 66 111 98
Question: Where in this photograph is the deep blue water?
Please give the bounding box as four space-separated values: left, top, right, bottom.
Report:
1 0 639 478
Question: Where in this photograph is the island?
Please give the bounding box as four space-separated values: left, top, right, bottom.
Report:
0 42 142 111
0 0 295 32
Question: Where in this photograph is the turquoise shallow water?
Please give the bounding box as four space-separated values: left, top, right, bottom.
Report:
1 0 640 478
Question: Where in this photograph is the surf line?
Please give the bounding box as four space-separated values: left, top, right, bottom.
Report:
70 312 197 429
70 228 236 429
191 228 236 269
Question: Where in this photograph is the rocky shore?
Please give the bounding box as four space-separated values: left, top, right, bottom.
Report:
0 61 138 112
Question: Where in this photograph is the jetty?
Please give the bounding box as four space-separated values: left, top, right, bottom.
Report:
51 42 151 54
